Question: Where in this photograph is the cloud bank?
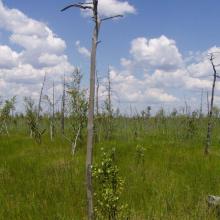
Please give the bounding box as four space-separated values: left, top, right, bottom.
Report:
0 0 74 99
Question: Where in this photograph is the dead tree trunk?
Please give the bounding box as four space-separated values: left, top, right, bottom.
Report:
199 89 203 118
37 72 46 121
96 71 99 116
61 75 66 135
50 81 55 141
86 2 100 218
61 2 123 218
72 125 81 155
107 66 112 116
204 54 218 155
207 91 210 116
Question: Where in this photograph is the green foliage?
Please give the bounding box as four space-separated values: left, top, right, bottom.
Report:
24 97 45 144
100 101 114 141
67 68 88 147
0 96 16 134
170 108 178 117
135 145 146 165
185 112 198 139
93 148 127 220
213 106 220 118
0 96 16 120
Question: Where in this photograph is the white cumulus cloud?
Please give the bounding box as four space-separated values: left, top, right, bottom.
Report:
100 35 220 112
75 41 91 58
83 0 136 17
0 45 20 68
130 35 183 70
0 0 74 108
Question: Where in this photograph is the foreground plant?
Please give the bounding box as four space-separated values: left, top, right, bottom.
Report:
93 148 128 220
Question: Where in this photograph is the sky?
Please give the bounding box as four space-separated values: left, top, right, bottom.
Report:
1 0 220 114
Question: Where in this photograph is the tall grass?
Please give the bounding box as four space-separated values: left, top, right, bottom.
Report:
0 116 220 219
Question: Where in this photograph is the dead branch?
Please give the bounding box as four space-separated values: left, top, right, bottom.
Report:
72 126 81 155
101 14 123 22
61 3 93 12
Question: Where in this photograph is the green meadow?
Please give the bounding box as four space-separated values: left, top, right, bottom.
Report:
1 116 220 219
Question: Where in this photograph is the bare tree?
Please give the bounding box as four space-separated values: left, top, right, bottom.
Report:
106 65 113 116
96 71 100 116
50 81 55 141
61 74 66 135
37 72 46 121
204 54 219 155
103 66 114 140
199 89 203 118
207 91 210 116
43 81 56 141
61 2 122 218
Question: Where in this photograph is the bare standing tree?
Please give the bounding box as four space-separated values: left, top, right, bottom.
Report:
199 89 203 118
43 81 55 141
61 74 66 135
207 91 210 116
37 72 47 121
106 66 113 117
96 71 100 116
204 53 220 155
61 2 123 219
51 81 55 141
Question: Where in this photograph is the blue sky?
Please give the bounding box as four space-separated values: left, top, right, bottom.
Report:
1 0 220 113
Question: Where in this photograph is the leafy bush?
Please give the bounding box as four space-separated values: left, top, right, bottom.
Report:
135 145 146 165
93 148 128 220
24 97 45 144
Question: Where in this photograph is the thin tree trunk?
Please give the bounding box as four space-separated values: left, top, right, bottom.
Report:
199 89 203 118
96 71 99 116
184 99 188 116
52 81 55 140
37 73 46 121
205 55 217 155
107 65 112 116
72 126 81 155
207 91 210 116
86 1 100 219
61 75 66 135
50 122 53 141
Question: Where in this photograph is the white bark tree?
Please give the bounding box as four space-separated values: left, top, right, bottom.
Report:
204 53 220 155
62 2 122 218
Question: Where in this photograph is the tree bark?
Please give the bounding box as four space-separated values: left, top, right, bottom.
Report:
96 71 99 116
205 54 217 155
37 72 46 121
51 81 55 141
107 65 112 116
61 75 65 135
86 1 100 219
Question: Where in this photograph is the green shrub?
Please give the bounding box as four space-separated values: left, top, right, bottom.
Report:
93 148 128 220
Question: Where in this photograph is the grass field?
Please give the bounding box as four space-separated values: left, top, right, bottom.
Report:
1 116 220 219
